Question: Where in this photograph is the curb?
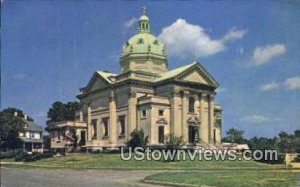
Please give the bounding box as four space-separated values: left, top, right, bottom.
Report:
142 179 200 187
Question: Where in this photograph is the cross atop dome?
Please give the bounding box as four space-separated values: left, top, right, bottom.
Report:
138 6 150 33
142 6 147 15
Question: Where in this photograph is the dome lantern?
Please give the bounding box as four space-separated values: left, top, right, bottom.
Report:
120 8 168 74
138 7 151 33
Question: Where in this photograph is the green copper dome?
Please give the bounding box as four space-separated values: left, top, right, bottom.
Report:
120 7 168 74
120 7 167 59
121 33 166 57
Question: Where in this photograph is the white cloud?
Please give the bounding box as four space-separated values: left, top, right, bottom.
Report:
223 27 247 42
124 17 138 29
284 76 300 90
216 87 226 93
158 19 247 58
252 44 286 66
259 82 280 91
259 76 300 91
240 115 272 124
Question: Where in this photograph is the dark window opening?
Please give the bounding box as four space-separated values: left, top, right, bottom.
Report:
142 110 147 118
158 126 164 143
188 126 199 144
159 110 164 116
58 131 61 140
189 97 195 113
119 116 125 136
103 118 108 137
91 119 97 139
213 129 216 143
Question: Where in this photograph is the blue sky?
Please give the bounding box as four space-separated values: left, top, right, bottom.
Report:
2 1 300 138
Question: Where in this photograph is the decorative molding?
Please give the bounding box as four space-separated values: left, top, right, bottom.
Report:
156 118 168 125
187 115 201 125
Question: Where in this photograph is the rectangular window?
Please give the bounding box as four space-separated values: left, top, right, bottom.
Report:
159 110 164 116
58 131 61 140
91 119 97 139
158 126 164 143
102 118 108 137
142 110 147 118
213 129 216 143
119 116 125 137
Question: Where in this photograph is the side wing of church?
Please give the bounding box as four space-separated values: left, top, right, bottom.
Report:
77 9 222 150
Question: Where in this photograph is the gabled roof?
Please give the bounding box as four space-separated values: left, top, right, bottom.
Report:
155 62 196 82
83 71 116 91
155 62 219 87
96 71 117 84
23 120 43 132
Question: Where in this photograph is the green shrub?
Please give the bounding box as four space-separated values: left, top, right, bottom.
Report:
254 152 285 164
0 151 15 159
293 155 300 162
15 151 28 161
24 152 54 162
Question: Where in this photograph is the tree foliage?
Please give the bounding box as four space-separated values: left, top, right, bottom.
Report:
222 128 245 143
165 134 185 151
47 101 80 124
1 108 34 121
127 128 148 149
64 129 79 152
0 108 27 150
43 135 51 150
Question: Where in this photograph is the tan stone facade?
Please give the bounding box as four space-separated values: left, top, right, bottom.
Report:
76 9 222 150
77 63 222 150
46 121 87 153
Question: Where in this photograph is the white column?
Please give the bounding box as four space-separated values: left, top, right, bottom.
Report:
87 104 91 141
127 91 137 140
208 94 215 143
109 90 117 145
199 93 207 143
181 91 189 142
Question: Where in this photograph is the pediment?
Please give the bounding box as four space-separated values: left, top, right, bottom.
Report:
89 77 108 91
85 73 110 92
176 64 219 88
180 70 209 84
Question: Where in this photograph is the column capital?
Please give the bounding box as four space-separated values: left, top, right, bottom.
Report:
181 90 190 97
208 94 216 101
110 90 115 101
128 90 136 98
170 89 181 97
199 92 208 98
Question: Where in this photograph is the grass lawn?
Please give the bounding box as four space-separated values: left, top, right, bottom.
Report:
145 171 298 187
2 153 286 170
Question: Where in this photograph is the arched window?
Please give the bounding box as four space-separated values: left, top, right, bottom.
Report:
189 97 195 113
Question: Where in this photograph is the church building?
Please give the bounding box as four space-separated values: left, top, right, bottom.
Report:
77 8 222 150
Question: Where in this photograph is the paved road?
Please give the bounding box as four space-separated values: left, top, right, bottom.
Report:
0 167 165 187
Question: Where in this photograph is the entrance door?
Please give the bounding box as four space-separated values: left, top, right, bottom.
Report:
158 126 164 143
188 126 199 144
213 129 216 143
80 131 86 145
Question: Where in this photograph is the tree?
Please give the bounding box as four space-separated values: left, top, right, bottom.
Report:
164 134 185 161
165 134 185 151
43 135 51 150
2 108 34 121
223 128 245 143
277 131 294 153
64 129 79 152
47 101 80 124
0 108 26 151
248 136 277 150
293 130 300 153
127 128 148 149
